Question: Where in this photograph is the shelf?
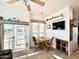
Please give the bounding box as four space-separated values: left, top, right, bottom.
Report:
0 19 29 25
56 38 68 55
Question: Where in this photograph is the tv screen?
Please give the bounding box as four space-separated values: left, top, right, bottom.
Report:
52 21 65 30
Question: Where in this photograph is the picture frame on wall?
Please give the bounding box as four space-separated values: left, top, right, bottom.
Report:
47 24 51 29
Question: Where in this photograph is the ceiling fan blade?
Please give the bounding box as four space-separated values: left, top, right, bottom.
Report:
31 0 45 6
6 0 19 4
27 5 31 11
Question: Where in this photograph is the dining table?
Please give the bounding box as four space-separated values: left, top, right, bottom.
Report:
37 37 50 50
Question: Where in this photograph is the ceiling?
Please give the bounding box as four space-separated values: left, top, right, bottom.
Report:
30 0 79 20
0 0 79 20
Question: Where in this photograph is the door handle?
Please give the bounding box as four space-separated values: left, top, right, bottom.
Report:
12 36 15 39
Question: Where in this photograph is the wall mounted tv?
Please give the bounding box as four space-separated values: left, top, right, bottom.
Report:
52 21 65 30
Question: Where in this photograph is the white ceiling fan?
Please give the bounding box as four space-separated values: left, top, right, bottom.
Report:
6 0 45 11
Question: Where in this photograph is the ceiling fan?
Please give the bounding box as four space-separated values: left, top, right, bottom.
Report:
6 0 45 11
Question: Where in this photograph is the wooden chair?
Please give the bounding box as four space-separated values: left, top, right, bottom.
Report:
32 36 39 49
45 37 54 51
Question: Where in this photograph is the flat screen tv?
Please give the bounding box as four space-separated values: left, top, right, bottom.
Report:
52 21 65 30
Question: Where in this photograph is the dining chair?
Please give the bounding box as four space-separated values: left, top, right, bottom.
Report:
45 37 54 51
32 36 39 49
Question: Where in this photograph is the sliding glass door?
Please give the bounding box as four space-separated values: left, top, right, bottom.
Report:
4 24 28 58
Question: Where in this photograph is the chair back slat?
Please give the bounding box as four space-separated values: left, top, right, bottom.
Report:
50 37 54 45
32 36 37 43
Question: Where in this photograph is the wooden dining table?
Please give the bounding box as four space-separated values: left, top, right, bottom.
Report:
37 37 50 50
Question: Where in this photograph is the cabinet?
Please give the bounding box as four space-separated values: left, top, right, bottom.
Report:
56 38 68 55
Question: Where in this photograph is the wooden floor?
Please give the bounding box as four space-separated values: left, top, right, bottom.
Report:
65 48 79 59
14 46 79 59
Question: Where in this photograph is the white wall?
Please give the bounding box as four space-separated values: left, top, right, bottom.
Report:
46 6 72 41
46 6 78 56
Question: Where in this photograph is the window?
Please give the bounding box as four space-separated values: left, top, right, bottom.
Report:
32 23 38 33
32 23 38 38
39 24 45 37
32 23 45 38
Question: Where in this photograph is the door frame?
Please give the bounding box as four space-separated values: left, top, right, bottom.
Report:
0 20 29 50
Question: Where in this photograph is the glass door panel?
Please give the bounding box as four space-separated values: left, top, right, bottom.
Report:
14 25 26 52
4 24 14 49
